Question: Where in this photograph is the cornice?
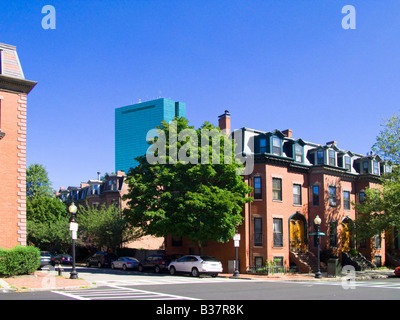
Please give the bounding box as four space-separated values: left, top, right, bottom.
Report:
0 75 37 94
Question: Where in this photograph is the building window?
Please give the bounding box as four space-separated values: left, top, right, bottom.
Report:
345 156 351 170
329 220 338 247
295 144 303 162
254 177 262 199
259 138 267 153
317 150 324 165
329 150 336 166
329 186 337 207
312 185 319 206
384 165 392 174
254 256 264 268
273 218 283 247
373 161 379 175
359 192 365 203
254 218 263 246
293 184 301 205
343 191 350 210
362 161 369 174
272 136 281 156
172 236 182 246
272 178 282 201
374 234 381 249
273 256 284 267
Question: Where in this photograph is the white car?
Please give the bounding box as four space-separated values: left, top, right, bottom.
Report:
168 255 223 277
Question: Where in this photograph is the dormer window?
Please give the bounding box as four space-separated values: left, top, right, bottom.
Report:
294 144 303 162
259 138 267 153
362 161 369 174
373 161 380 175
345 156 351 170
317 150 324 165
328 150 336 166
272 136 281 155
384 164 392 174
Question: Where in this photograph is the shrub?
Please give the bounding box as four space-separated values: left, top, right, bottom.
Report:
0 246 40 276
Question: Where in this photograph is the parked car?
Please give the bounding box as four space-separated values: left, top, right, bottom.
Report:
168 255 222 277
394 266 400 277
138 254 172 273
51 254 72 266
39 251 53 269
86 252 118 268
111 257 139 270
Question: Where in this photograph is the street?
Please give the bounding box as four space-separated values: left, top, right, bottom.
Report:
1 266 399 301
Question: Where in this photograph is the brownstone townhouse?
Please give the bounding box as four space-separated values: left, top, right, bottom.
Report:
165 112 395 274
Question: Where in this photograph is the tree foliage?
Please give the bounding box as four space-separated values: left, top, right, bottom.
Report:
26 163 70 251
77 203 141 252
26 163 53 198
123 117 253 253
355 114 400 240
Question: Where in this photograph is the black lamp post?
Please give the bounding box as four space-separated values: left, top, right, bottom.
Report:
69 202 78 279
233 226 240 277
314 215 322 279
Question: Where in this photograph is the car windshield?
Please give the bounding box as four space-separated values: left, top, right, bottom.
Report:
41 252 51 257
200 256 219 262
125 257 138 262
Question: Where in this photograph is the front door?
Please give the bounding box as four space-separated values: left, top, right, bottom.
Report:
341 221 352 252
290 218 305 251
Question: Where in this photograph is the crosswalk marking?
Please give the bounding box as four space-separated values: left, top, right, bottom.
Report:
53 285 199 300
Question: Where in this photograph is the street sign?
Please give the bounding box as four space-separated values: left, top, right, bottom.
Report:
309 232 326 236
233 234 241 241
234 240 240 247
71 230 77 240
69 222 78 232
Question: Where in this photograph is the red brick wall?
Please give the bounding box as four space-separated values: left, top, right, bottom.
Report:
0 91 27 248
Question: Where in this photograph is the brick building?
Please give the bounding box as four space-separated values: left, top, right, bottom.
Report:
57 171 164 250
165 111 393 273
0 43 36 249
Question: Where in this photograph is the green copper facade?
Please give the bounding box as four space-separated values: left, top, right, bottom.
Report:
115 98 186 174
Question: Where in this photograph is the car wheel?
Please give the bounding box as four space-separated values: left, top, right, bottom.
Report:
211 273 218 278
111 263 115 269
97 262 102 268
155 265 161 273
123 264 127 271
191 267 199 277
138 264 143 272
86 261 91 268
170 266 176 275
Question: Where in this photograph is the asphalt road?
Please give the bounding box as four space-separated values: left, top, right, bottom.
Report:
1 266 400 302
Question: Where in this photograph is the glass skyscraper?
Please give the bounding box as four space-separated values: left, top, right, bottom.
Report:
115 98 186 174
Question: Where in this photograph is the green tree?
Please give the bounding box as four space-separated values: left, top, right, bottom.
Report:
355 114 400 240
77 203 141 252
123 117 253 254
372 114 400 163
26 163 70 251
26 164 53 198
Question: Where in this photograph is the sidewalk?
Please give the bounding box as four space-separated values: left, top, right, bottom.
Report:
0 270 91 292
0 268 395 292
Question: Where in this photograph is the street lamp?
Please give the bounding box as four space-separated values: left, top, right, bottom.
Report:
69 202 78 279
233 226 240 277
314 215 322 279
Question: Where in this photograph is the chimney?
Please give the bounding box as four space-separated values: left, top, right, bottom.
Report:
282 129 292 138
97 172 101 180
218 110 231 133
326 141 337 147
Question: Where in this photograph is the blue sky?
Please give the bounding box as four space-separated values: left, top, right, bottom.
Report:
1 0 399 190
